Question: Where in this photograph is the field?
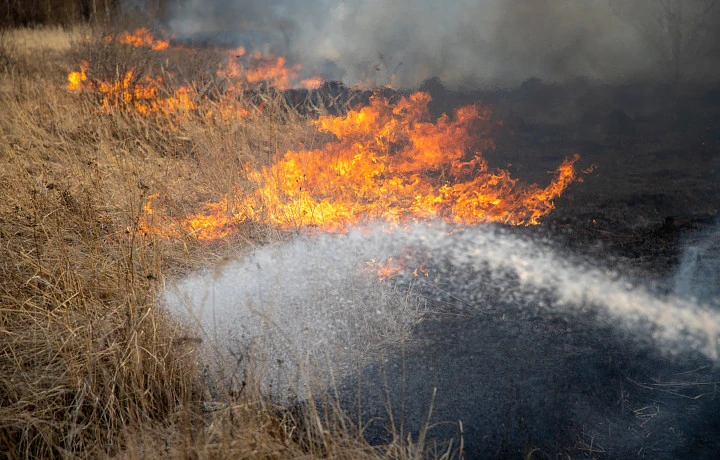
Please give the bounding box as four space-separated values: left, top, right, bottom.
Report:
2 18 720 459
0 25 441 458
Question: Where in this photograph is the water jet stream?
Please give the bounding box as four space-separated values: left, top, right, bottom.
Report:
165 223 720 400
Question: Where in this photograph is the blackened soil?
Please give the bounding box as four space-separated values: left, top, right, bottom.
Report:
337 306 719 459
480 79 720 280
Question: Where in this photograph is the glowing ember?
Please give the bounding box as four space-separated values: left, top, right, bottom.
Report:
138 91 579 240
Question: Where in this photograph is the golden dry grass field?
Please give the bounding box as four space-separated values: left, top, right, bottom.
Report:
0 26 448 459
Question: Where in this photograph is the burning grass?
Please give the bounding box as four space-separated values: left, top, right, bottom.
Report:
0 24 579 458
0 26 463 459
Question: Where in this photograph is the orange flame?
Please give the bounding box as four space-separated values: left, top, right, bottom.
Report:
367 257 430 281
300 75 324 90
67 66 199 119
107 28 170 51
137 92 579 240
218 51 311 91
137 195 240 241
241 92 578 230
67 60 89 91
66 63 257 123
245 55 299 90
367 257 403 281
182 197 239 241
68 43 322 119
94 28 322 91
136 194 181 239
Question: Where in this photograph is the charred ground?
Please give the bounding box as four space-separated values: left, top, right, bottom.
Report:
285 76 719 275
294 77 720 458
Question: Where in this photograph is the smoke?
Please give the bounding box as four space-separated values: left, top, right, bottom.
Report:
161 0 720 88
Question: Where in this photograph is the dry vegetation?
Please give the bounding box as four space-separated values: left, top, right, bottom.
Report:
0 26 449 459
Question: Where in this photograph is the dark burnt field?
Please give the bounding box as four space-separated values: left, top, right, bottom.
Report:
492 80 717 267
313 79 720 459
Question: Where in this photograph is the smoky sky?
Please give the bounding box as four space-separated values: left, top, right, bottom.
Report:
163 0 720 88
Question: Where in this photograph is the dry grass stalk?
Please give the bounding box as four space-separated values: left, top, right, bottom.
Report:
0 26 455 459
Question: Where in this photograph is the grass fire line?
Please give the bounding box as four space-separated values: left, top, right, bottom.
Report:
1 24 585 459
67 28 323 124
135 92 579 240
66 28 579 241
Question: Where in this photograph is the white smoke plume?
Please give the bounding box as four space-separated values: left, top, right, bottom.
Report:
161 0 720 88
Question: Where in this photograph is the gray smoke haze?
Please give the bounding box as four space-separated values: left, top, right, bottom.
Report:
163 0 720 88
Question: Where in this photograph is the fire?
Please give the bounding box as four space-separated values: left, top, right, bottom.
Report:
67 34 323 118
138 91 579 240
245 55 298 90
367 258 403 281
204 98 252 121
105 28 170 51
67 65 198 118
300 75 324 90
241 92 578 230
67 60 88 91
67 31 578 239
66 63 259 122
137 195 239 241
137 195 181 239
218 51 316 91
183 197 238 240
366 256 430 281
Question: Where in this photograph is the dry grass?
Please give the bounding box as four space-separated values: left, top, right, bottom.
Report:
0 26 453 459
5 26 78 52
